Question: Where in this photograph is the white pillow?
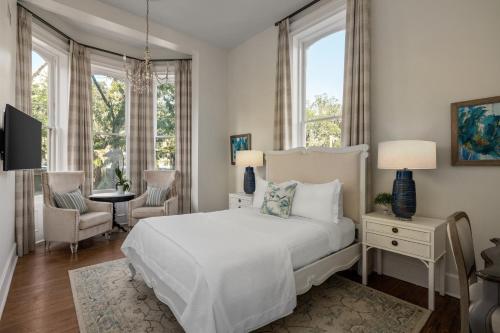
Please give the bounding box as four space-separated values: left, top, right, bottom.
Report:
291 179 343 223
252 176 297 209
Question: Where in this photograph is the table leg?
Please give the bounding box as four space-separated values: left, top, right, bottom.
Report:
362 244 368 285
112 202 127 232
428 261 435 311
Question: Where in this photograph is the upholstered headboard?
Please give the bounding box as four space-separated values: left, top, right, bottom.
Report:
265 145 369 223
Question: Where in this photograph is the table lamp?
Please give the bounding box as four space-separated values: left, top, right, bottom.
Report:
378 140 436 220
236 150 264 194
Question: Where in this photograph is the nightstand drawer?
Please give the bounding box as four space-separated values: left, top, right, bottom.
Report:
366 232 431 259
229 196 252 209
366 220 431 243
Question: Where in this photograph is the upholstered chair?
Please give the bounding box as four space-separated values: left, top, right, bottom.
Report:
447 212 500 333
128 170 178 228
42 172 113 254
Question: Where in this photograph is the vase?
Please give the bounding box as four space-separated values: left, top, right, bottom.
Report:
117 185 124 194
243 167 256 194
391 169 416 220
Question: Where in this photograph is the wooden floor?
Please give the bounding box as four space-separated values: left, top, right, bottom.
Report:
0 232 460 333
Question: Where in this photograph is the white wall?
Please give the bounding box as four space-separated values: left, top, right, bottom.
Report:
227 0 500 296
0 0 17 317
28 0 229 212
227 26 277 193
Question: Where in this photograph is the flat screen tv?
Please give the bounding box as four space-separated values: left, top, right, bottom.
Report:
0 104 42 171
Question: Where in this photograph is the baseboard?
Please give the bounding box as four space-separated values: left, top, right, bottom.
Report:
0 243 17 320
375 251 460 299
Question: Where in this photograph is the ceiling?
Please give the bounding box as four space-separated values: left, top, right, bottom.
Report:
98 0 313 48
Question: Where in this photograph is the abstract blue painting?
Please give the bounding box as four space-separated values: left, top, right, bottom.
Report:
230 134 251 165
452 97 500 165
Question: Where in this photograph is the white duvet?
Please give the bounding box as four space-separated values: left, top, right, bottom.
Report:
121 208 354 333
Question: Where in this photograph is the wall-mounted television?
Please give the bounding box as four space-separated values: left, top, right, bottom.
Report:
0 104 42 171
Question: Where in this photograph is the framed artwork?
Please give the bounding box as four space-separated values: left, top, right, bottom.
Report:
451 96 500 166
230 134 251 165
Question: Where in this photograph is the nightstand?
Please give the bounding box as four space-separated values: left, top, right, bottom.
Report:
228 193 253 209
362 212 447 310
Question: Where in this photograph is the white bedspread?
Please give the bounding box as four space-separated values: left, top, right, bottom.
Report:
122 209 297 333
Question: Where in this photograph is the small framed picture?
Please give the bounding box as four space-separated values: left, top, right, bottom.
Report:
230 134 251 165
451 96 500 166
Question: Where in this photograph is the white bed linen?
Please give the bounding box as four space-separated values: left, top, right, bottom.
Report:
121 208 355 333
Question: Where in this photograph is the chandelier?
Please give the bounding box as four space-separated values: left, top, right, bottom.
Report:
123 0 153 94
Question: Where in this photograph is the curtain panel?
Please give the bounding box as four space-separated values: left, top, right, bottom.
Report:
274 18 293 150
342 0 370 146
129 60 154 195
15 7 35 257
175 60 192 214
67 41 93 196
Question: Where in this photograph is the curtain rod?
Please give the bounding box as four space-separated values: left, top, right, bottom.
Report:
17 2 191 63
274 0 323 26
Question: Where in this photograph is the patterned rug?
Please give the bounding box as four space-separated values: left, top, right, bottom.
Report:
69 259 430 333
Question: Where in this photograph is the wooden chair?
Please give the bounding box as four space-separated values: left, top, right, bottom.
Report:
447 212 500 333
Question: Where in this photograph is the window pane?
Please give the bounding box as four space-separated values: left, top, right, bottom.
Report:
156 81 176 169
93 134 126 190
92 75 126 135
32 51 49 195
91 74 127 190
304 30 345 147
305 118 342 148
155 136 176 170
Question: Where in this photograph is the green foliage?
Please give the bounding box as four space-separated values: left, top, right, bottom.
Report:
374 192 392 206
305 94 342 148
91 75 126 190
155 82 176 169
31 64 49 169
114 165 130 192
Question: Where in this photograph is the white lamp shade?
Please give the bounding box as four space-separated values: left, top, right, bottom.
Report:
378 140 436 170
236 150 264 167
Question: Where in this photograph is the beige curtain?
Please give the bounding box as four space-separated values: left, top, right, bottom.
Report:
175 60 192 214
15 7 35 257
274 18 292 150
342 0 370 146
129 60 154 195
67 41 93 196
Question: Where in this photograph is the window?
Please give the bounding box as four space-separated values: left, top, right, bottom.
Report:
31 50 52 194
292 8 346 148
91 74 127 190
154 72 176 170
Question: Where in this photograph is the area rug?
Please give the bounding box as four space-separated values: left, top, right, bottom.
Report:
69 259 430 333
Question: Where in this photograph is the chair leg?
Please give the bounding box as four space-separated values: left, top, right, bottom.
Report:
105 232 111 240
70 243 79 254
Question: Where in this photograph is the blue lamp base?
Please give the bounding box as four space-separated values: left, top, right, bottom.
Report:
391 169 416 220
243 167 256 194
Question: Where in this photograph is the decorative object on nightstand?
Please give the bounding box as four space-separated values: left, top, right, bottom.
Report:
378 140 436 220
374 192 392 215
228 193 253 209
235 150 263 194
362 212 447 311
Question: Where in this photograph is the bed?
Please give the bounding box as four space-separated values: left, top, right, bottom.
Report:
122 145 369 333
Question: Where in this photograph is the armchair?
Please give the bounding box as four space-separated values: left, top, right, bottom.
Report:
42 172 113 254
128 170 178 228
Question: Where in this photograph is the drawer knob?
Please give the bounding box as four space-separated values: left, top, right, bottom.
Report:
238 199 242 203
392 227 399 234
391 240 398 246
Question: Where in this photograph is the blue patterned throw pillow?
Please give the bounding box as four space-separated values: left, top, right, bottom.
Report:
146 187 170 207
260 182 298 218
53 189 88 214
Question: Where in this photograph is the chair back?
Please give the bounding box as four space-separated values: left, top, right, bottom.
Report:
144 170 178 197
447 211 476 333
42 171 85 206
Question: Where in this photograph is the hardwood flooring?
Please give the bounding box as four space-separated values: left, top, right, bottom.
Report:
0 232 460 332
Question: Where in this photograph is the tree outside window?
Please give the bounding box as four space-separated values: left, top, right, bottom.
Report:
155 81 176 169
91 74 126 190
